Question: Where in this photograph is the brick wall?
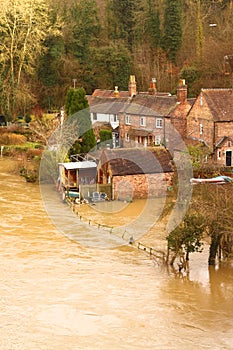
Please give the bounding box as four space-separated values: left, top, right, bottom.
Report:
170 103 191 140
119 113 164 147
112 172 173 200
187 94 214 149
215 121 233 141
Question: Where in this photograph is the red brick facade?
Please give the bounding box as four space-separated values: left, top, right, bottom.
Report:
98 148 173 200
187 93 215 149
112 173 173 200
187 89 233 166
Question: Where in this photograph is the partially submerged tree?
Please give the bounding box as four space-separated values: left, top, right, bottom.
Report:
166 213 206 268
191 182 233 265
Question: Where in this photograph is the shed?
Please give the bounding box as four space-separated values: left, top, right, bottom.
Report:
98 148 173 200
58 161 97 198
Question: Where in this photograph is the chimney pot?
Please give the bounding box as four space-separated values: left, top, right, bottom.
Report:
148 78 157 95
114 86 119 97
179 79 186 86
128 75 137 97
177 80 187 104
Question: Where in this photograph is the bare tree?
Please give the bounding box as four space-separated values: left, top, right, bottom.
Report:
0 0 61 117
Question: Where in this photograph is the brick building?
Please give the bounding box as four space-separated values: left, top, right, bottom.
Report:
88 76 194 148
97 148 173 200
88 76 233 168
187 89 233 166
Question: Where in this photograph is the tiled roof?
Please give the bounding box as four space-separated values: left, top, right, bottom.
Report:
215 135 233 147
129 128 153 137
100 148 173 175
88 96 129 114
131 94 177 116
88 92 193 117
202 89 233 121
92 89 130 98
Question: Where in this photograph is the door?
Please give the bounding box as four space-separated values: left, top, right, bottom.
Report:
226 151 232 166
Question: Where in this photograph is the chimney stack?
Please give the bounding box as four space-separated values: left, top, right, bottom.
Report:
148 78 157 95
114 86 119 97
128 75 137 97
177 79 187 104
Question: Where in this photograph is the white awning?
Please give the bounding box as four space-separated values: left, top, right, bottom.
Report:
58 161 97 170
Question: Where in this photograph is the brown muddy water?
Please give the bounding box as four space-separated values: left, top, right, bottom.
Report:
0 158 233 350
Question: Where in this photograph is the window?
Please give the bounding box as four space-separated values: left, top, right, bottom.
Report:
93 113 97 121
199 123 203 135
125 133 129 142
113 114 118 122
155 135 161 145
228 140 232 147
218 150 221 160
156 118 162 128
125 114 130 125
140 117 146 127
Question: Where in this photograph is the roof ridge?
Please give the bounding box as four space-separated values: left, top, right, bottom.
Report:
202 88 232 91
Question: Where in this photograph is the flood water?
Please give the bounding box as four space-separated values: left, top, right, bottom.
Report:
0 158 233 350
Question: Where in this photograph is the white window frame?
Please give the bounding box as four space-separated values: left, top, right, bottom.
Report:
217 150 221 160
155 135 161 145
125 114 131 125
125 133 130 142
93 113 97 121
199 123 203 135
156 118 162 128
140 117 146 127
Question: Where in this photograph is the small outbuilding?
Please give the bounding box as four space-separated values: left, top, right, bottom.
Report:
97 148 173 200
58 161 97 199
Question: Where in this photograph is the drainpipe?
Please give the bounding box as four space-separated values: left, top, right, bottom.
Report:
213 121 216 158
163 117 167 148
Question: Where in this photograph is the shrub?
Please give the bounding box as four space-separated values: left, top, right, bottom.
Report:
0 133 26 145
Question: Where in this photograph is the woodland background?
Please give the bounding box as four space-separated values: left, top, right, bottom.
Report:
0 0 233 118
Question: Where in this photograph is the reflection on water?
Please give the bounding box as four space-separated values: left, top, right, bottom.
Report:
0 159 233 350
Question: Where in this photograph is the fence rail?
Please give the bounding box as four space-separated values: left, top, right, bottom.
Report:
66 197 166 262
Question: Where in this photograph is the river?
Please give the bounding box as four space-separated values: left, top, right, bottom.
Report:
0 158 233 350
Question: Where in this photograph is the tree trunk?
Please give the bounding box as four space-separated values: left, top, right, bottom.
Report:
208 235 221 265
